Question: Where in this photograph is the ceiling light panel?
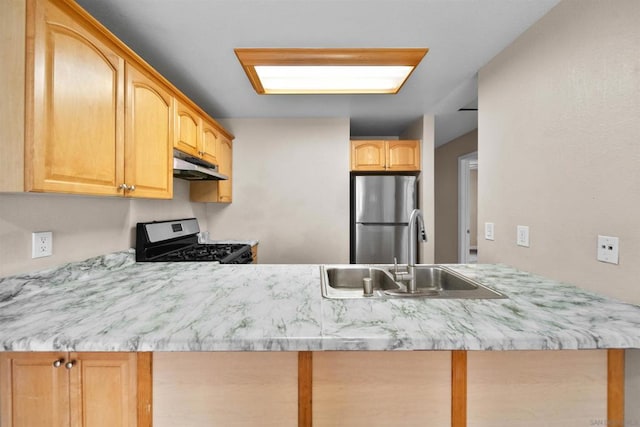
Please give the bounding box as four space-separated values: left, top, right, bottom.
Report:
254 65 414 94
235 48 428 95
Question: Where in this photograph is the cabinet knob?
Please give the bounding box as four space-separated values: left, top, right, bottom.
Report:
52 359 64 368
65 360 75 369
119 183 128 191
129 185 136 192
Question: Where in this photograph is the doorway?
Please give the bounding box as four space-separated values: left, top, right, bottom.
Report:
458 151 478 263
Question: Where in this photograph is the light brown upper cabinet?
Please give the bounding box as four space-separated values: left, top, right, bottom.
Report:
174 100 202 158
190 135 233 203
201 120 220 166
0 351 150 427
125 64 174 199
1 0 232 199
216 136 233 202
27 0 127 196
174 100 222 168
350 141 387 171
350 140 421 172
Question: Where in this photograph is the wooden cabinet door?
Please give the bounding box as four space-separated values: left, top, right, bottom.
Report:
350 141 386 171
188 135 232 203
251 244 258 264
69 353 138 427
27 0 125 196
201 121 219 166
1 352 148 427
217 137 233 202
387 140 421 171
0 352 70 427
125 64 173 199
174 100 201 157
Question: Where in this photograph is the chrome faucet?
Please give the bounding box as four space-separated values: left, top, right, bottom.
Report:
394 209 427 292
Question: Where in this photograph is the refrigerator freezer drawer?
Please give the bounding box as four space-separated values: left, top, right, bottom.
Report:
355 223 409 264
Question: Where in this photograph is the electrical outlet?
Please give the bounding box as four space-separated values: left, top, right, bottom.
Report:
597 235 619 264
516 225 530 247
484 222 495 241
32 231 53 258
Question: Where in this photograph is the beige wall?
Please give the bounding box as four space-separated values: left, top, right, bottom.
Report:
477 0 640 421
434 129 477 263
0 180 206 277
205 118 350 264
402 115 435 263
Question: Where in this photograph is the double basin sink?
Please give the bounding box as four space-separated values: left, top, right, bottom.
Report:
320 264 506 299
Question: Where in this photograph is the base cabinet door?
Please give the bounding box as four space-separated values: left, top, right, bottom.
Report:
1 352 143 427
0 352 70 427
69 353 138 427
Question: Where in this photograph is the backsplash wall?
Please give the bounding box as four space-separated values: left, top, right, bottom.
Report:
205 118 350 264
0 179 205 277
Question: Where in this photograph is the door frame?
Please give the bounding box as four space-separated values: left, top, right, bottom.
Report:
458 151 478 263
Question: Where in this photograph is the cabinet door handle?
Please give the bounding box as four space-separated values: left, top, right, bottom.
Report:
65 360 75 369
52 358 64 368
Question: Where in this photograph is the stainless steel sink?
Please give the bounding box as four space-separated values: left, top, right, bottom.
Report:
320 265 505 299
321 266 403 299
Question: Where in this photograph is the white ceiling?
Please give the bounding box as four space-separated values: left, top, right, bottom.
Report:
75 0 560 146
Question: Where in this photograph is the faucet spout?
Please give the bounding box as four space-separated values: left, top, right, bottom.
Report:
408 209 426 267
407 209 427 293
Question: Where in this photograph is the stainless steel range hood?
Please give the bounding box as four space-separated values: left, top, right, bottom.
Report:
173 149 228 181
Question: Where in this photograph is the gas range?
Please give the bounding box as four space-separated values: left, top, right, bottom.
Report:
135 218 253 264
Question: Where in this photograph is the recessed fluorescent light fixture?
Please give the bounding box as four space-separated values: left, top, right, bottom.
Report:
234 48 428 94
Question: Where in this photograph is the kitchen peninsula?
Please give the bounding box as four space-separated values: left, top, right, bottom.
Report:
1 251 639 426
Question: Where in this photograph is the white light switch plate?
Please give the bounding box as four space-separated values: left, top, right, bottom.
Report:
516 225 529 247
597 235 619 264
484 223 494 241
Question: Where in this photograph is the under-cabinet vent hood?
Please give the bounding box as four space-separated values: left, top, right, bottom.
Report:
173 149 228 181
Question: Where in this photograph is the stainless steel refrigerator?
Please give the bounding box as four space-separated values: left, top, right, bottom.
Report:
351 175 418 264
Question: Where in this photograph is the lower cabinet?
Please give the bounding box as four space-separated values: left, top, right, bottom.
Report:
0 352 150 427
0 350 617 427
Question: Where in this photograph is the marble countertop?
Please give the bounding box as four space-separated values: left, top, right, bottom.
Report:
1 250 640 352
